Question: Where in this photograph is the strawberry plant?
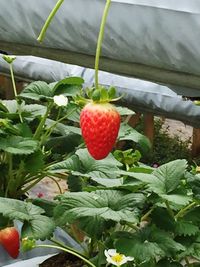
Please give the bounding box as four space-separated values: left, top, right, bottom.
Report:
0 56 85 199
1 159 200 266
1 0 196 266
0 54 149 199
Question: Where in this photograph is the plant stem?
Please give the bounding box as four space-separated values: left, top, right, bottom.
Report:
10 64 18 98
175 201 197 220
34 244 96 267
34 102 53 140
141 207 154 222
94 0 111 89
49 176 63 194
37 0 64 42
5 152 13 197
50 238 85 256
10 63 23 123
19 175 45 195
43 107 77 141
125 222 139 231
7 152 13 180
165 201 174 218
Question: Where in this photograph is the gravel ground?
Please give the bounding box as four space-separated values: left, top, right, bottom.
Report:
162 118 192 142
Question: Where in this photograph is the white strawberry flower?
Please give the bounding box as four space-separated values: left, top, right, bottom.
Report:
105 249 134 266
53 95 68 107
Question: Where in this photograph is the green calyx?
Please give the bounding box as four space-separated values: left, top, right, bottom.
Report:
74 86 124 107
91 86 123 103
2 55 16 64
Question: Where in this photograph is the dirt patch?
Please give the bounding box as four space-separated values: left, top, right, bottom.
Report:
39 253 83 267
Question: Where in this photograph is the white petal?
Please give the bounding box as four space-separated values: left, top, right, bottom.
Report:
126 256 134 261
107 249 117 256
118 257 128 265
53 95 68 106
104 249 110 258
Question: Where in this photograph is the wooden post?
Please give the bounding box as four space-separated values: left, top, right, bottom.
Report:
128 112 141 128
0 75 24 99
144 113 154 145
192 128 200 157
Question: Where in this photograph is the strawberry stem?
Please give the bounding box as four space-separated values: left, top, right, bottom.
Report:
95 0 111 89
34 244 96 267
37 0 64 43
9 62 23 123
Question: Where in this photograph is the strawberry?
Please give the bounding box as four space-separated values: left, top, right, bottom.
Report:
80 102 120 160
0 227 20 258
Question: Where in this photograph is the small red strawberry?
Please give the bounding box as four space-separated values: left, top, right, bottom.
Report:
80 102 120 160
0 227 20 258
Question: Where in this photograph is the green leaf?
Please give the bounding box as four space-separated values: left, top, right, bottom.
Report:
139 259 156 267
161 194 192 206
175 220 199 236
48 154 81 173
184 207 200 225
67 174 82 192
0 136 38 155
24 150 45 174
156 259 182 267
0 198 55 240
119 161 189 201
46 134 81 154
0 214 10 228
46 119 81 135
0 101 9 112
31 198 57 217
115 234 164 263
2 100 18 113
15 122 33 137
20 81 52 101
153 160 187 193
118 123 151 153
116 106 135 116
0 198 44 221
22 215 55 240
178 235 200 260
53 77 84 96
54 190 139 235
151 207 176 232
116 170 156 184
115 226 185 263
22 104 47 118
65 103 81 123
75 148 122 179
90 177 123 188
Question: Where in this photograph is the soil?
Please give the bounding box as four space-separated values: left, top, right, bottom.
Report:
39 253 83 267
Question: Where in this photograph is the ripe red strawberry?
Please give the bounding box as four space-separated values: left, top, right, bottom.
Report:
80 102 120 160
0 227 20 258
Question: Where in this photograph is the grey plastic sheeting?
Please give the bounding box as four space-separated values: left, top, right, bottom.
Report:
1 55 200 128
1 0 200 92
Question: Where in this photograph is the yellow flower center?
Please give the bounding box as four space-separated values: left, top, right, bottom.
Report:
111 253 123 263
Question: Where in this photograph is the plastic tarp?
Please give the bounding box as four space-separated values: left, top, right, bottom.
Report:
3 255 56 267
1 0 200 93
1 55 200 128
